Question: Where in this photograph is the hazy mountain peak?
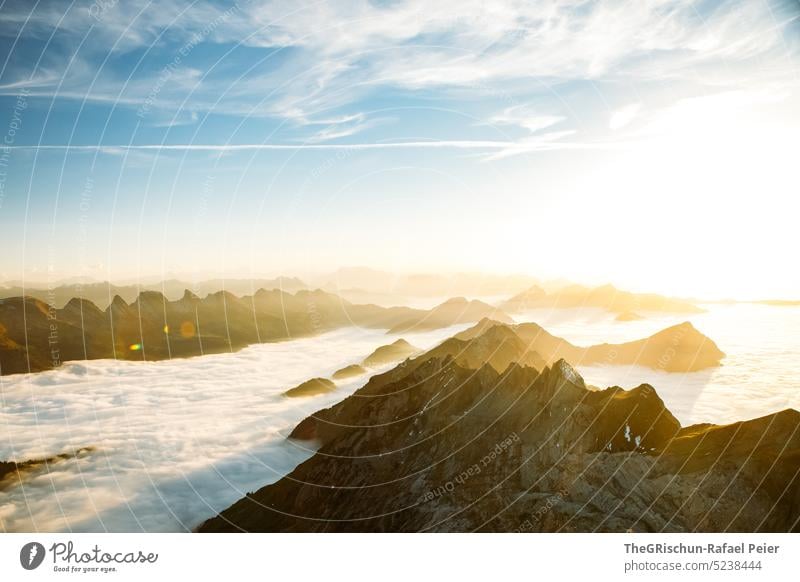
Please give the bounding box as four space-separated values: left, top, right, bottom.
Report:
181 289 199 301
63 297 103 315
134 290 167 304
109 295 128 309
438 296 469 307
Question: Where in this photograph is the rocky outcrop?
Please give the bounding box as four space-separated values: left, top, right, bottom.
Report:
332 364 367 380
283 377 337 398
199 327 796 533
1 447 95 492
362 339 420 367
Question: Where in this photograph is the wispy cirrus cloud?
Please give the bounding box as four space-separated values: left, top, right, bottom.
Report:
3 138 592 153
0 0 797 156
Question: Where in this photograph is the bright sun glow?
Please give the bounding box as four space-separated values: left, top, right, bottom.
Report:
487 89 799 300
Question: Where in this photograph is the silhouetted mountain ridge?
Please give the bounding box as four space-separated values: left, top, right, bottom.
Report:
0 289 513 375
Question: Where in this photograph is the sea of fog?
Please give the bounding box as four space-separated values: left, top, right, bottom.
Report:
514 303 800 427
1 303 798 532
0 324 471 532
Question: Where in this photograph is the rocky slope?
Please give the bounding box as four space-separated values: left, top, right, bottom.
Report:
199 326 797 533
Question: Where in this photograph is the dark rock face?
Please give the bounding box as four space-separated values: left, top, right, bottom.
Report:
283 378 336 398
199 327 798 533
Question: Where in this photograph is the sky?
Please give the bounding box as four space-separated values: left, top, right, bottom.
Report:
0 0 798 299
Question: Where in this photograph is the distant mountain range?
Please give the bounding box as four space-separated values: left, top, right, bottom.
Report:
502 283 703 315
0 277 308 309
199 323 797 533
0 290 508 376
6 273 796 315
455 318 723 372
317 267 539 298
0 275 726 376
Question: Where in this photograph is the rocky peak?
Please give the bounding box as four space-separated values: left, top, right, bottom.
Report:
134 290 167 305
201 332 799 533
181 289 199 302
63 296 103 313
107 294 129 312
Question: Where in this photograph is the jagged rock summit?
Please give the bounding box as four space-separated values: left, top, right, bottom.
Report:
199 325 795 533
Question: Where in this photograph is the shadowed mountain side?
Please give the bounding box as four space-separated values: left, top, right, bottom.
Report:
457 318 724 372
288 324 548 446
199 354 800 533
502 283 703 314
286 320 720 445
425 325 546 373
0 290 511 376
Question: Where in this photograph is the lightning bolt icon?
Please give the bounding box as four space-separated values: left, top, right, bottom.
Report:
28 545 38 566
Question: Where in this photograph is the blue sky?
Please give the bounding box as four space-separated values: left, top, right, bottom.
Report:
1 0 799 298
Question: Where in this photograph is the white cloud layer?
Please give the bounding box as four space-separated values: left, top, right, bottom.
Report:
2 303 799 532
0 323 471 532
514 304 800 428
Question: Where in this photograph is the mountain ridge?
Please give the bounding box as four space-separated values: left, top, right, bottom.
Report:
0 289 512 376
198 326 798 533
502 283 703 315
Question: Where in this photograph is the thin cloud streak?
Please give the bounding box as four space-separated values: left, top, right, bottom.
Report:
5 139 621 155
